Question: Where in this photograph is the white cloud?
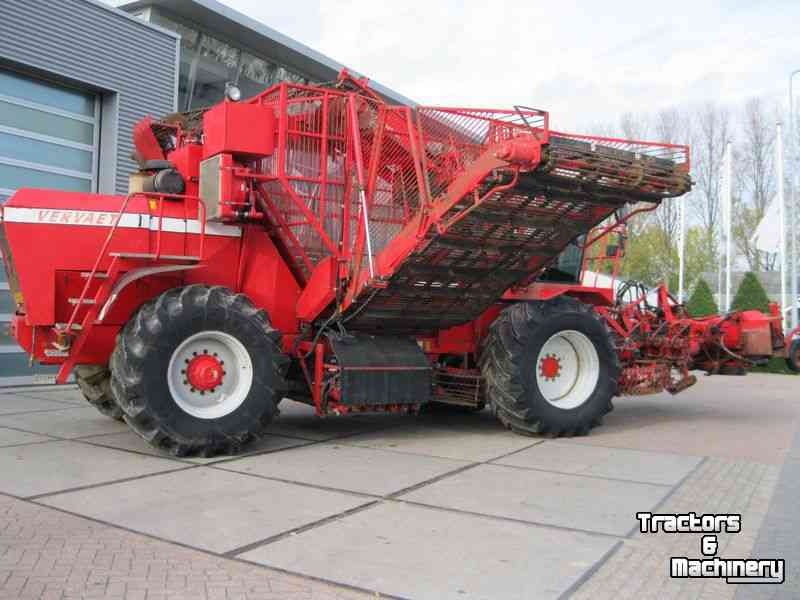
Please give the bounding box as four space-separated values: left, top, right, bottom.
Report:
117 0 800 133
312 0 800 131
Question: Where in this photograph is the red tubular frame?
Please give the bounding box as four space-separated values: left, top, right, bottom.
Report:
59 194 134 340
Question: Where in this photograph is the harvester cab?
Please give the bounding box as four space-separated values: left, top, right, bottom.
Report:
0 71 786 456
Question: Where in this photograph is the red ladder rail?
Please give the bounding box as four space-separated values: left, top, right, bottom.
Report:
55 255 123 383
56 194 135 346
54 193 208 384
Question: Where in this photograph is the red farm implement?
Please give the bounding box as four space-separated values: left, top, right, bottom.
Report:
0 71 789 456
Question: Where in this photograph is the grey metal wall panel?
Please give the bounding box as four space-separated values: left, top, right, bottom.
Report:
0 0 179 194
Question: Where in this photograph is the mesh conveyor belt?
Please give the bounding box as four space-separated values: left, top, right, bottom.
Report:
342 139 689 334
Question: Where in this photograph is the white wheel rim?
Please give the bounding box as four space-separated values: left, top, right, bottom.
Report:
167 331 253 419
535 330 599 409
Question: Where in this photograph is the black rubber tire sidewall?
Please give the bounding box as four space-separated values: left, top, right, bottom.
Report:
520 309 617 431
140 295 277 443
111 285 286 455
787 339 800 373
75 365 124 421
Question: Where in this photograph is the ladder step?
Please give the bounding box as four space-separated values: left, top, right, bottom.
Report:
54 323 83 331
68 298 96 305
109 252 200 261
80 272 109 279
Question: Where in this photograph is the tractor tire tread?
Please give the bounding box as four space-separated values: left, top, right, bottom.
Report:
786 338 800 373
110 284 286 457
75 364 124 421
480 296 619 437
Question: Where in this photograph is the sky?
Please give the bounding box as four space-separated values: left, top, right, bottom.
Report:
160 0 800 132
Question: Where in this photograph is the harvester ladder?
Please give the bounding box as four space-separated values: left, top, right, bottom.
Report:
54 193 206 383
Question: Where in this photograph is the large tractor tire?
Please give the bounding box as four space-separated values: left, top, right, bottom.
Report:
75 364 123 421
480 296 620 436
110 285 288 457
786 338 800 373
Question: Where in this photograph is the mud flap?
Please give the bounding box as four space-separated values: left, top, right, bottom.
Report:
327 333 432 406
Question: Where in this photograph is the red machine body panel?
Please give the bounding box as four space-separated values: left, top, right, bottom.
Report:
0 188 299 369
203 102 275 159
169 144 203 198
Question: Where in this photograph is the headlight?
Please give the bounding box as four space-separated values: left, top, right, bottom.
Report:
225 84 242 102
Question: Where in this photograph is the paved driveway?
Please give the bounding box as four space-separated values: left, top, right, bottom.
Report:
0 374 797 599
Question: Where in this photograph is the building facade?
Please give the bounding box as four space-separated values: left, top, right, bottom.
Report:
0 0 179 383
118 0 413 109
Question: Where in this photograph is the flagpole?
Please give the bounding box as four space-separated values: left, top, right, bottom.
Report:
724 141 733 312
678 197 685 301
792 177 797 328
778 122 787 333
793 176 797 328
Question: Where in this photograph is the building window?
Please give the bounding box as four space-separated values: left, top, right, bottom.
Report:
148 12 199 111
238 53 277 100
0 68 99 382
190 33 241 110
149 10 313 111
0 69 99 202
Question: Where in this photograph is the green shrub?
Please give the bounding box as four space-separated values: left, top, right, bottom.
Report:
686 278 719 317
729 273 796 375
731 272 771 314
750 357 798 375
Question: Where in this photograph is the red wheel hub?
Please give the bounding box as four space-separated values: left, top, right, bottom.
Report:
186 354 224 391
539 354 561 380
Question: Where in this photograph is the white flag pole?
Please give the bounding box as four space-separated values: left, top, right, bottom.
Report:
790 69 800 331
793 176 798 329
778 123 787 333
724 141 733 312
678 195 686 302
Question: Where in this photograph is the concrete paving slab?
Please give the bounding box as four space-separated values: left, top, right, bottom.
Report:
4 384 86 405
0 385 60 395
0 394 76 415
40 467 372 554
0 406 127 438
0 495 367 600
572 374 800 465
220 442 468 495
0 440 185 497
79 429 312 463
736 427 800 600
265 400 404 441
400 463 669 536
0 426 51 447
493 439 702 485
342 423 540 462
242 501 617 600
416 405 497 427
